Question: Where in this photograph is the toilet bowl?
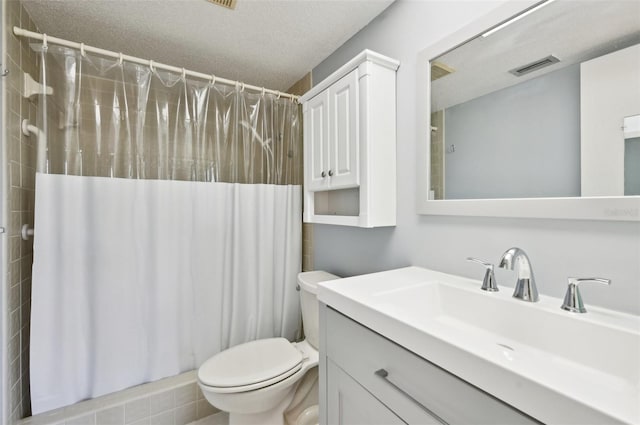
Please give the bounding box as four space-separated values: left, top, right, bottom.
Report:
198 271 340 425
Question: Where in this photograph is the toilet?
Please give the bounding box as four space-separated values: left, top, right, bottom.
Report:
198 271 340 425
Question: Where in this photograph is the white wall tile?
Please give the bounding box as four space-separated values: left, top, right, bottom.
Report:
174 385 196 407
66 413 96 425
21 374 207 425
125 398 149 424
149 411 174 425
96 406 124 425
174 403 196 425
149 391 174 416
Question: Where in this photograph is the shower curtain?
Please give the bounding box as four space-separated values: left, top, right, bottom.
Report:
30 46 302 414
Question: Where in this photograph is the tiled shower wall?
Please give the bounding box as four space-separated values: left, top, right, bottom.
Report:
285 73 313 272
430 110 444 200
4 0 39 421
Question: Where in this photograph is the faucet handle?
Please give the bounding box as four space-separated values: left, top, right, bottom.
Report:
466 257 498 292
561 277 611 313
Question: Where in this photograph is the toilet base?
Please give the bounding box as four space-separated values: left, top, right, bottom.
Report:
295 405 319 425
228 386 296 425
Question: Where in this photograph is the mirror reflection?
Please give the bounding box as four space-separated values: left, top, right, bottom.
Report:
624 115 640 196
429 0 640 200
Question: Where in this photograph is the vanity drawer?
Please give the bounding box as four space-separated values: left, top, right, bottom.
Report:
327 358 407 425
325 307 539 425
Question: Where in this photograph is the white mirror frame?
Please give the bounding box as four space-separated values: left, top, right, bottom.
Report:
416 1 640 221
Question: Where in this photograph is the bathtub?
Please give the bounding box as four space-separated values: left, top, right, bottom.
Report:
18 371 225 425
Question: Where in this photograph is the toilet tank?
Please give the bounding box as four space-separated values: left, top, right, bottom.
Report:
297 271 341 350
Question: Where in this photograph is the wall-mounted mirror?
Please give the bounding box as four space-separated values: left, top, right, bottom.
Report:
417 0 640 221
624 115 640 196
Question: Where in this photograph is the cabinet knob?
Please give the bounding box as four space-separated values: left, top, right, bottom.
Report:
328 170 334 177
321 171 326 178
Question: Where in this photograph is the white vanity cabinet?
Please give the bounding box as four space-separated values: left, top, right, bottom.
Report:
327 360 405 425
300 50 399 227
320 306 540 425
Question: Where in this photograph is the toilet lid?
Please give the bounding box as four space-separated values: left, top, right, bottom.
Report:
198 338 303 388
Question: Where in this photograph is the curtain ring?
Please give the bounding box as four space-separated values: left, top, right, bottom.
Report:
235 81 240 91
79 42 86 57
276 91 281 99
118 52 124 66
42 33 48 48
210 74 216 86
149 60 155 73
261 87 266 96
181 67 187 81
240 82 245 92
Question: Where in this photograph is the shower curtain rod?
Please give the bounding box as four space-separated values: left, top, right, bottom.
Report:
13 26 300 101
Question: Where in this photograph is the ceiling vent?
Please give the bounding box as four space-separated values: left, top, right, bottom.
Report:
206 0 237 10
509 55 560 77
431 61 455 81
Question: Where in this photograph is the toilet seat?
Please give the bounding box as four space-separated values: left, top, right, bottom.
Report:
200 362 303 394
198 337 304 394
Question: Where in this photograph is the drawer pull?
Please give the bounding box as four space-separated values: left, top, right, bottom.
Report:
374 368 449 425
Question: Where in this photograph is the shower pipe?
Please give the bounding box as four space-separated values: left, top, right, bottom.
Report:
12 26 300 101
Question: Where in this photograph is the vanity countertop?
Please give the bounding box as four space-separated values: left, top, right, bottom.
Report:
317 266 640 425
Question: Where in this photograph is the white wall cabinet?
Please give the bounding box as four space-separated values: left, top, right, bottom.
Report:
306 70 359 192
320 306 541 425
300 50 399 227
306 90 330 191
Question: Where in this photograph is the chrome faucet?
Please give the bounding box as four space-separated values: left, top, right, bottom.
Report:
561 277 611 313
466 257 498 292
498 247 539 302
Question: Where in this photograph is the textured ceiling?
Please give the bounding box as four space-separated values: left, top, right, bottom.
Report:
21 0 395 92
431 0 640 110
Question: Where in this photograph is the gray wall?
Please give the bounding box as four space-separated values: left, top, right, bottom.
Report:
311 0 640 315
444 65 580 199
625 137 640 195
0 4 4 421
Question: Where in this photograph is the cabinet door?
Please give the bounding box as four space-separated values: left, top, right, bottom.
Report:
327 359 405 425
328 69 359 190
305 90 330 191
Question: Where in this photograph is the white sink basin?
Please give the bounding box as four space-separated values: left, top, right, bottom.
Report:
318 266 640 424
